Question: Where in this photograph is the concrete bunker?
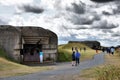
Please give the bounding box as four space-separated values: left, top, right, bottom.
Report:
0 25 58 63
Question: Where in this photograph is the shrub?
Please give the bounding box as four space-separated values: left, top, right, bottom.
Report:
57 50 71 62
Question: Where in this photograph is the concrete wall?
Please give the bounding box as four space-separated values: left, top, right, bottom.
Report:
42 44 57 61
0 26 58 62
0 26 20 61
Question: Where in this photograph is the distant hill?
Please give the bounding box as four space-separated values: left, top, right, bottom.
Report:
61 42 90 49
68 41 101 49
58 42 95 62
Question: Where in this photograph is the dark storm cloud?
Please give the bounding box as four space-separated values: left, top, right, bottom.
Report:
68 12 100 26
102 3 120 15
102 11 113 15
113 5 120 14
66 1 85 14
91 0 114 3
112 33 120 37
18 5 44 14
66 26 89 30
70 16 93 25
93 24 118 29
75 26 89 29
71 2 85 14
102 29 113 33
92 20 118 29
93 13 101 20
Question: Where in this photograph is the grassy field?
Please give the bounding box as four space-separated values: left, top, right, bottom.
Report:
0 48 53 78
0 42 98 78
58 43 97 62
74 49 120 80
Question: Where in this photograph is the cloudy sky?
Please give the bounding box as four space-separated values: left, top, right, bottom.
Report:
0 0 120 47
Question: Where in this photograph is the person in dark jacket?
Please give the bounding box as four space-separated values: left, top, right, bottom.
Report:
72 51 76 66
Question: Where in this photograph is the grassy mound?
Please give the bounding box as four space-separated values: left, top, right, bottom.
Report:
0 48 52 78
58 43 96 62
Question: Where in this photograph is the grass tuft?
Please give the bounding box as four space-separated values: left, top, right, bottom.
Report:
95 65 120 80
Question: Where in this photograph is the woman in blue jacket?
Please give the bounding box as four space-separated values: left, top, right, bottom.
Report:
75 50 81 66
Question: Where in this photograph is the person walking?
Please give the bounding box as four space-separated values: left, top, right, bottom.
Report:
102 47 105 53
72 47 74 51
75 50 81 66
71 51 76 66
83 47 86 52
110 47 115 55
107 47 111 54
95 47 99 54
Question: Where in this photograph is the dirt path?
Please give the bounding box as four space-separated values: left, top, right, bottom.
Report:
0 53 104 80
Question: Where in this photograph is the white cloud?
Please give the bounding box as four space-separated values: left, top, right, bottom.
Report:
81 0 95 5
75 35 89 39
40 0 79 10
40 0 55 10
0 0 33 6
6 0 120 46
94 5 116 14
0 19 7 25
8 15 25 26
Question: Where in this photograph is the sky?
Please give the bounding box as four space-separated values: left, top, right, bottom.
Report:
0 0 120 47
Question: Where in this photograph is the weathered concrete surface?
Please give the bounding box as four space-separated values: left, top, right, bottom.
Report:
0 25 58 62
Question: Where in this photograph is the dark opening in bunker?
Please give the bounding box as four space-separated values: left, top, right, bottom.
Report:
23 44 42 62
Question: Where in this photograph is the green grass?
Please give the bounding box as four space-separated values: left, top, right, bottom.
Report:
0 48 53 78
58 49 72 62
58 43 96 62
0 43 98 78
61 43 90 49
76 50 120 80
0 57 53 78
115 48 120 56
95 65 120 80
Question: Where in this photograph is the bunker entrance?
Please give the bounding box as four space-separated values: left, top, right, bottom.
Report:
23 44 42 62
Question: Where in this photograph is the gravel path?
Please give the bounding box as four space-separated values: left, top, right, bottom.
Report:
0 53 104 80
